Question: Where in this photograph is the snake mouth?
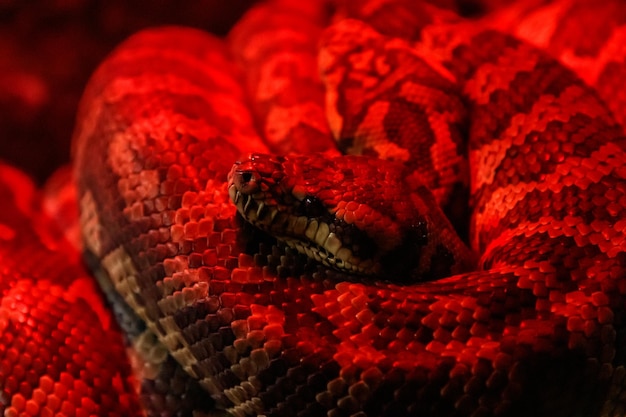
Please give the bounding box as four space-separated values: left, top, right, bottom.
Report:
228 183 377 275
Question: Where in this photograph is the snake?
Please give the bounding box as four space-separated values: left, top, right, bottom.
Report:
2 0 626 416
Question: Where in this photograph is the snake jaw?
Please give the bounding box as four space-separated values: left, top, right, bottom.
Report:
228 154 380 275
229 153 476 280
228 185 374 275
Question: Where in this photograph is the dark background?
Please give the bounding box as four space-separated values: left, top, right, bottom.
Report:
0 0 506 185
0 0 257 184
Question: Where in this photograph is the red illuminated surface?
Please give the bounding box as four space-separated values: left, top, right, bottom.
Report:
1 1 626 417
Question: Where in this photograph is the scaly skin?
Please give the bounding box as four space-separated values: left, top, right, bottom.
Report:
228 153 475 280
0 165 143 416
228 0 338 155
45 1 626 417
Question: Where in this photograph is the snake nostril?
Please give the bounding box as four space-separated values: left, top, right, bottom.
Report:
241 172 253 184
236 170 259 194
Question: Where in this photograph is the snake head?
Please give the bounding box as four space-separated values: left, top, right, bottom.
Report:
228 153 475 281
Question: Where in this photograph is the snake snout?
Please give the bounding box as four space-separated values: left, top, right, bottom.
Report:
229 153 286 193
228 153 291 231
228 160 265 226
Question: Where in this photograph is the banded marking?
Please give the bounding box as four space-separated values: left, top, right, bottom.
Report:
470 84 614 191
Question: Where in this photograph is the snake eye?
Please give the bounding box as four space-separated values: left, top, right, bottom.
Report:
298 195 327 218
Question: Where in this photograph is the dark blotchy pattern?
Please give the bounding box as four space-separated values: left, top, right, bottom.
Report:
0 168 143 415
3 0 624 417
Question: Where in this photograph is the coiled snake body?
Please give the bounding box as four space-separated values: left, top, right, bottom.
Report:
3 0 626 416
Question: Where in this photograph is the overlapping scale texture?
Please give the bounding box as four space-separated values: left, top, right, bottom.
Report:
68 0 626 416
0 166 142 416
